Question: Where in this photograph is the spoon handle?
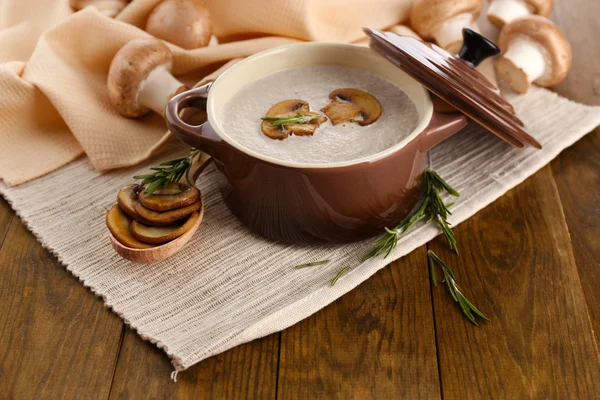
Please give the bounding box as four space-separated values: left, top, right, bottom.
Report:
184 152 213 186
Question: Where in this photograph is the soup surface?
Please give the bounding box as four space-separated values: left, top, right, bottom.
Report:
220 65 419 164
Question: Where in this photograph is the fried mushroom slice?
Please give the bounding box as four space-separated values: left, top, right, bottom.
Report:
261 99 327 140
138 183 200 211
116 183 158 225
117 184 142 219
106 205 154 249
130 211 200 244
321 89 382 126
152 183 183 195
134 199 202 226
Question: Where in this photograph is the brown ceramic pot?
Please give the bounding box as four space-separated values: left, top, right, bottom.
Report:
166 43 468 244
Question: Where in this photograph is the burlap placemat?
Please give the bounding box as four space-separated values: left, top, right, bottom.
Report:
2 85 599 375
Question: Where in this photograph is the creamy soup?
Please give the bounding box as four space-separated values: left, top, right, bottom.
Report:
220 65 419 164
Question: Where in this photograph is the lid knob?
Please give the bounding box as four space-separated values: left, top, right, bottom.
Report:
457 28 501 67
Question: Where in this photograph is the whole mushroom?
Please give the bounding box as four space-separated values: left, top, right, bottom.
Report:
107 38 187 118
410 0 483 54
496 16 571 94
70 0 129 18
487 0 553 29
146 0 212 50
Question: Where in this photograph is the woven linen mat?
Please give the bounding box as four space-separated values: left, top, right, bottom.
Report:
2 85 600 374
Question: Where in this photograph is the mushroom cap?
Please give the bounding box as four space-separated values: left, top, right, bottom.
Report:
321 89 382 126
146 0 212 50
107 38 174 117
261 100 326 139
524 0 553 17
498 15 572 86
410 0 483 38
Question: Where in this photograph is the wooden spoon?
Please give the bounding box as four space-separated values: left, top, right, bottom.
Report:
109 152 212 264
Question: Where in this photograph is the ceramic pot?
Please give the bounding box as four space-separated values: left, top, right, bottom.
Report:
166 42 468 243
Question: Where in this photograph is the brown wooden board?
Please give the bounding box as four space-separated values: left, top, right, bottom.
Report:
550 0 600 349
551 131 600 348
429 166 600 398
1 1 599 396
0 218 124 399
109 330 280 399
277 248 441 400
0 198 14 249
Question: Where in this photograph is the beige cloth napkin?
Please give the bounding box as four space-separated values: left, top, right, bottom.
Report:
0 0 413 186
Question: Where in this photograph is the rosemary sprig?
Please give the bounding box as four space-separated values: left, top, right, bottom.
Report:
134 148 200 196
427 250 489 325
261 113 320 127
330 266 350 286
364 169 459 261
294 260 330 269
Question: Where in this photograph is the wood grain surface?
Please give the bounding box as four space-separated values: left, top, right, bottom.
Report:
428 166 600 398
0 215 124 399
1 1 599 398
277 248 440 400
550 0 600 348
109 330 279 399
0 198 13 249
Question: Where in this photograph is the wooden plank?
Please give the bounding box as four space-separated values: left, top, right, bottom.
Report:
551 128 600 346
550 0 600 346
0 197 15 249
109 330 279 399
0 217 124 399
277 247 440 400
429 166 600 398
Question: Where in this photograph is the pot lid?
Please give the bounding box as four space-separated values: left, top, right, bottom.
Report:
363 26 541 149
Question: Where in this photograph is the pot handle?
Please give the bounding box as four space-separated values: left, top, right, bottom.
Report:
166 82 224 158
419 111 468 152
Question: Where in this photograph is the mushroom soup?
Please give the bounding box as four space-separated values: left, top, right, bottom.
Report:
220 65 419 164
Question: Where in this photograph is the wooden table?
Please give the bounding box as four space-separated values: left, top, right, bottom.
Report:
2 1 599 398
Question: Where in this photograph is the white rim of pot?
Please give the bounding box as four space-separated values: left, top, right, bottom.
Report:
207 42 434 169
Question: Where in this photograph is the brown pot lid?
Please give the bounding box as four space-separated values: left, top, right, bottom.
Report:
363 26 541 149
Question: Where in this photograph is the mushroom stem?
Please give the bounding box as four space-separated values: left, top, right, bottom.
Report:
432 13 478 54
487 0 532 27
138 65 185 117
500 38 547 92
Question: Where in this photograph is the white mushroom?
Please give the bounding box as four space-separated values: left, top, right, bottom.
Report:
107 38 187 118
146 0 212 50
496 16 571 94
70 0 129 18
410 0 483 54
487 0 553 29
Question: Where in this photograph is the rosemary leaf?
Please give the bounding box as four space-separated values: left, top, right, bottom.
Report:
294 260 330 269
428 255 437 287
262 113 320 127
364 169 459 261
330 266 350 286
134 148 201 196
160 158 186 166
427 250 489 325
